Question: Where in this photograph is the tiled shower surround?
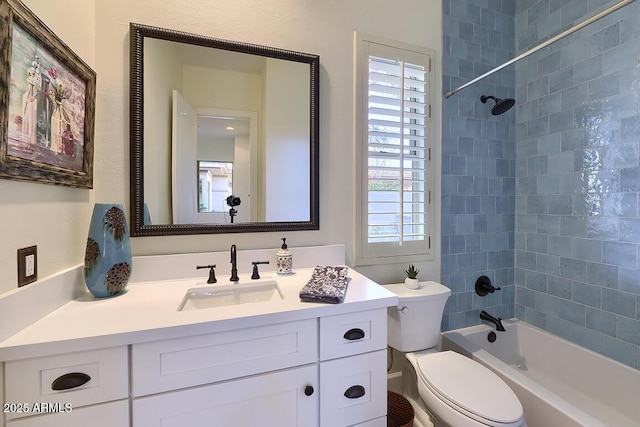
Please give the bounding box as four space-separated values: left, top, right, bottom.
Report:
514 0 640 368
441 1 517 331
443 0 640 369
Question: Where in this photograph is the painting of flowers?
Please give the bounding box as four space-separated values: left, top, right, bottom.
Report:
7 22 86 170
0 0 96 188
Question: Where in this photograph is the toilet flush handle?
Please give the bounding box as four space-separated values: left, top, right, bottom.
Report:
397 306 409 314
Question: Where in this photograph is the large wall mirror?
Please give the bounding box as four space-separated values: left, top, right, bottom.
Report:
130 23 319 236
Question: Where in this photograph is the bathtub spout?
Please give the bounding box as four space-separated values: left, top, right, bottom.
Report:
480 310 506 332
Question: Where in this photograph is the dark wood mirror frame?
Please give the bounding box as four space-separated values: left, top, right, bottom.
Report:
129 22 319 237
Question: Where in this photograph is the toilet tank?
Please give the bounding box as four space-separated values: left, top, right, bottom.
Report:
384 281 451 352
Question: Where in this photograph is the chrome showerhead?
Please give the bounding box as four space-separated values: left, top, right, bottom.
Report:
481 95 515 115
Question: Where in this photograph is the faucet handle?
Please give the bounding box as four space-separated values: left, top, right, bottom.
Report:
475 275 501 296
251 261 270 279
196 264 217 284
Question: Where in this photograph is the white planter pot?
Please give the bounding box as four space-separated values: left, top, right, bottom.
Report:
405 278 419 289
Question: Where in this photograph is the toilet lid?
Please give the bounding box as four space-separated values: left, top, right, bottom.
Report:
415 351 523 425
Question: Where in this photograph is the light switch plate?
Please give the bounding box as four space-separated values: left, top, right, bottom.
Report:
18 246 37 287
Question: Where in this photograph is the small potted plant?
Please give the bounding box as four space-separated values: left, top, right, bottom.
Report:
404 264 420 289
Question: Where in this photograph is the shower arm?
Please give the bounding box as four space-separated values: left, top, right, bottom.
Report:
443 0 636 99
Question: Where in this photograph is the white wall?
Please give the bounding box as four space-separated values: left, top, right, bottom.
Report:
183 65 263 113
143 38 183 224
264 58 310 221
0 0 442 295
234 134 252 222
0 0 95 294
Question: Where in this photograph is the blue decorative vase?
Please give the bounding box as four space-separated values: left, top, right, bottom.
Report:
84 203 132 298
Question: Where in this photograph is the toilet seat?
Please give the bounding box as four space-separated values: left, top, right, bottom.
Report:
413 351 523 426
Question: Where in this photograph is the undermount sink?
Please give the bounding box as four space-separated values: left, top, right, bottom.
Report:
177 280 284 311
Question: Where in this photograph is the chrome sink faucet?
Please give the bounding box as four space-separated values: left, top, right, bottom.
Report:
230 244 239 282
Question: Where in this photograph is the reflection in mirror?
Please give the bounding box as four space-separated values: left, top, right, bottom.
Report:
198 161 233 215
130 23 319 236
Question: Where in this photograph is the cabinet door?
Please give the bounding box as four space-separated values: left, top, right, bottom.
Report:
352 418 387 427
6 400 128 427
319 350 387 427
132 318 317 396
133 364 318 427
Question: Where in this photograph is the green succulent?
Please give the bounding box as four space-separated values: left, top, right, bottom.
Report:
405 264 420 279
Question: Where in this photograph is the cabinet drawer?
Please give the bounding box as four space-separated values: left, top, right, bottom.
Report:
132 318 317 396
319 350 387 427
6 400 128 427
133 364 318 427
352 418 387 427
4 346 128 420
319 309 386 360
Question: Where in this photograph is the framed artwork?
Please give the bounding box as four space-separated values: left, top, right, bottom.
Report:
0 0 96 188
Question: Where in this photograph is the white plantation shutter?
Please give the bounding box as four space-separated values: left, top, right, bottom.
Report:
356 38 435 264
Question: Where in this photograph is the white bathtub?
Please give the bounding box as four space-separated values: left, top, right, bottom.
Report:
440 319 640 427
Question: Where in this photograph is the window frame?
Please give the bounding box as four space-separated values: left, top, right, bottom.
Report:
353 32 440 269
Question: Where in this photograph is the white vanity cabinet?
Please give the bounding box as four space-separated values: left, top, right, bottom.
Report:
133 364 318 426
131 318 319 426
5 401 129 427
1 310 389 427
131 309 388 427
0 258 398 427
319 308 388 427
3 346 129 427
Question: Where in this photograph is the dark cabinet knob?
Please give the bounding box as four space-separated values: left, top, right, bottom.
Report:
343 328 365 341
51 372 91 391
344 385 366 399
304 385 314 396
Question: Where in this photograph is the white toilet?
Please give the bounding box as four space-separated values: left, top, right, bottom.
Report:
385 281 527 427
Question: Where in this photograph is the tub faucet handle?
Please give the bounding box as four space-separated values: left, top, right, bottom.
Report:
475 275 501 296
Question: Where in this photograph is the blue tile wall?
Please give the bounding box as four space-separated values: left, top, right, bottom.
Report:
443 0 640 370
514 0 640 369
442 0 516 331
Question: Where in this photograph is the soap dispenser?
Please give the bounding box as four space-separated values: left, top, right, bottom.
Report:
276 237 293 276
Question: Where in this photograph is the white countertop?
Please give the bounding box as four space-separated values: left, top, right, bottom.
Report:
0 267 397 361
